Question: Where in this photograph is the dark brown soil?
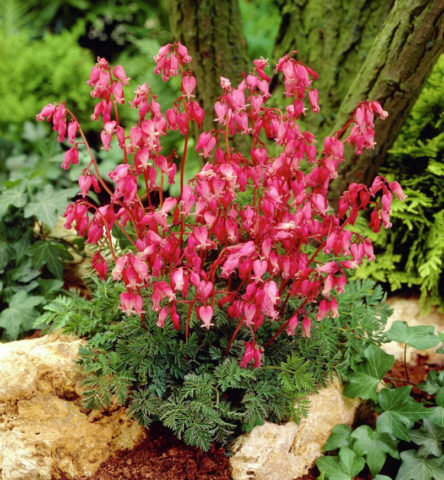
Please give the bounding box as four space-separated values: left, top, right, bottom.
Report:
82 422 231 480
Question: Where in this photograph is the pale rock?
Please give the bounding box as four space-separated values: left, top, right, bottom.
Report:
230 380 359 480
0 332 145 480
382 297 444 364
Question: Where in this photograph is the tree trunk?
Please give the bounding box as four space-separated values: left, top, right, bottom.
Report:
330 0 444 199
165 0 250 130
272 0 395 139
273 0 444 200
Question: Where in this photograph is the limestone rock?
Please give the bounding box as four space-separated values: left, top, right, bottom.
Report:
0 332 145 480
382 297 444 364
229 380 360 480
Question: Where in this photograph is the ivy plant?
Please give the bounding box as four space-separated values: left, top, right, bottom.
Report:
316 323 444 479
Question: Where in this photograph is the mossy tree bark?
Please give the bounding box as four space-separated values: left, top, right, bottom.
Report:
272 0 395 138
165 0 249 130
273 0 444 200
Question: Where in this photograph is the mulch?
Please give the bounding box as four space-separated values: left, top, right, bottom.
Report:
53 354 442 480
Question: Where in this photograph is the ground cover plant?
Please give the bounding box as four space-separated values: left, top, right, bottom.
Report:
37 42 405 448
316 323 444 480
0 122 83 340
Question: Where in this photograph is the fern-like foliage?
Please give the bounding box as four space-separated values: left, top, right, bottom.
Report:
354 56 444 309
38 278 390 450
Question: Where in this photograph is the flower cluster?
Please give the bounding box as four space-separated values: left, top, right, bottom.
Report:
37 43 404 368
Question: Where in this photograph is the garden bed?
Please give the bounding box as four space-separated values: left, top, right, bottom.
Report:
58 355 441 480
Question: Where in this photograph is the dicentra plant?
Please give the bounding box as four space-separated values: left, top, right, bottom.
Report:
37 43 403 448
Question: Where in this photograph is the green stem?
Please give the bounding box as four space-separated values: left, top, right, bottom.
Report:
403 343 410 382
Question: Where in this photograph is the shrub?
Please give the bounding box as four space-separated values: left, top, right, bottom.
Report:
37 43 402 448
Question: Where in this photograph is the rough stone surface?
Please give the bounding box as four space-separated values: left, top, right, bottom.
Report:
0 333 145 480
229 380 360 480
382 297 444 364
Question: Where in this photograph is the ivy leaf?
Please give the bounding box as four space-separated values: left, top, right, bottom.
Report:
377 386 432 441
0 240 10 270
429 407 444 427
24 185 77 228
410 419 444 457
419 370 444 396
395 450 444 480
0 291 44 339
37 278 64 298
343 345 394 401
0 185 27 217
27 240 73 279
387 321 440 350
351 425 399 476
338 447 365 478
436 332 444 354
316 456 350 480
323 424 352 452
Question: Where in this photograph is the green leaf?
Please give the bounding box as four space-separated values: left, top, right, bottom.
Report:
377 386 432 441
351 425 399 476
37 278 64 298
24 185 77 228
436 332 444 354
387 321 440 349
430 407 444 427
374 476 392 480
0 291 44 339
27 240 73 279
419 370 444 396
323 424 352 452
0 240 10 270
410 419 444 457
343 345 395 401
315 456 352 480
395 450 444 480
338 447 365 478
0 186 27 217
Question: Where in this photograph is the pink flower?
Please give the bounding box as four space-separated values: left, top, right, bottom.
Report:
182 75 196 99
92 253 108 280
286 314 299 336
198 306 214 330
302 317 311 337
241 341 263 368
101 121 116 151
113 65 130 85
196 132 216 158
120 291 144 316
308 89 320 113
61 147 79 170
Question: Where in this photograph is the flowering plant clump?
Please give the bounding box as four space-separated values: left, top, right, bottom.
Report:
37 43 405 368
